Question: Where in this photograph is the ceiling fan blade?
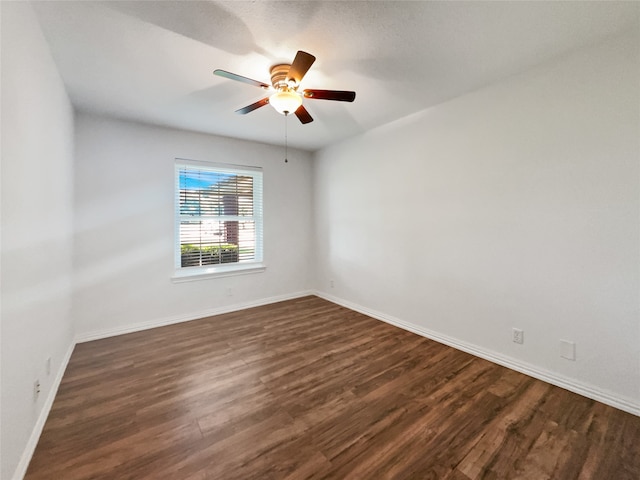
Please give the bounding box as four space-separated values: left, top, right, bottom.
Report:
235 98 270 114
286 51 316 85
214 69 270 89
294 105 314 124
303 89 356 102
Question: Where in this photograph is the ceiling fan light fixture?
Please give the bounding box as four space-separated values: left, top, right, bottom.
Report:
216 50 355 124
269 89 302 115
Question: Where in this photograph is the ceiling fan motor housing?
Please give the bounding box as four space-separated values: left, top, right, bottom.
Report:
270 64 295 90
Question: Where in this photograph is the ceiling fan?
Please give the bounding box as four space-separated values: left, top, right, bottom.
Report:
214 51 356 124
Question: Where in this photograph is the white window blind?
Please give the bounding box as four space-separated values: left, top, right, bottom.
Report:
174 160 263 279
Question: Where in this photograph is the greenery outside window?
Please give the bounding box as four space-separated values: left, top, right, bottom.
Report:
173 159 264 280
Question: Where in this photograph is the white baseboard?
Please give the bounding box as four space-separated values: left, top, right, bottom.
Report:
12 340 75 480
75 290 315 343
315 290 640 417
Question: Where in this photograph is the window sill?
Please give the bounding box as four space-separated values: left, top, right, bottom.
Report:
171 263 266 282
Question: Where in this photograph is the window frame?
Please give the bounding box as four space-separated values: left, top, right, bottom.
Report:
172 158 265 282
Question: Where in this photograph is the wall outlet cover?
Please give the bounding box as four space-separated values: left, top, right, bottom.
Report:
512 328 524 344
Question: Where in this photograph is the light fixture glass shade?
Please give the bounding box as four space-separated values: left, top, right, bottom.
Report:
269 90 302 115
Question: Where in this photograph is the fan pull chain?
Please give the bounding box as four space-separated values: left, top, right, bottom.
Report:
284 113 289 163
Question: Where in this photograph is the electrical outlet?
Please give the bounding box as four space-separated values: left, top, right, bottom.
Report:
46 357 52 376
330 279 335 288
512 328 524 344
226 287 233 297
34 380 41 401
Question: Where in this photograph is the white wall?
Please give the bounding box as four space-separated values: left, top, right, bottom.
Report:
1 2 76 479
73 113 314 338
313 30 640 412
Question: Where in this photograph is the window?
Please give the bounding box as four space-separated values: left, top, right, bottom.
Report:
173 159 264 280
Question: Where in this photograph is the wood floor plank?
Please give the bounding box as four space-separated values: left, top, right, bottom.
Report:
24 296 640 479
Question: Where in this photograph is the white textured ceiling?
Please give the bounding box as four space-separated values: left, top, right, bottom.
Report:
32 1 639 151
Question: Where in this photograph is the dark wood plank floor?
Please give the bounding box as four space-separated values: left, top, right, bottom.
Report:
26 296 640 479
